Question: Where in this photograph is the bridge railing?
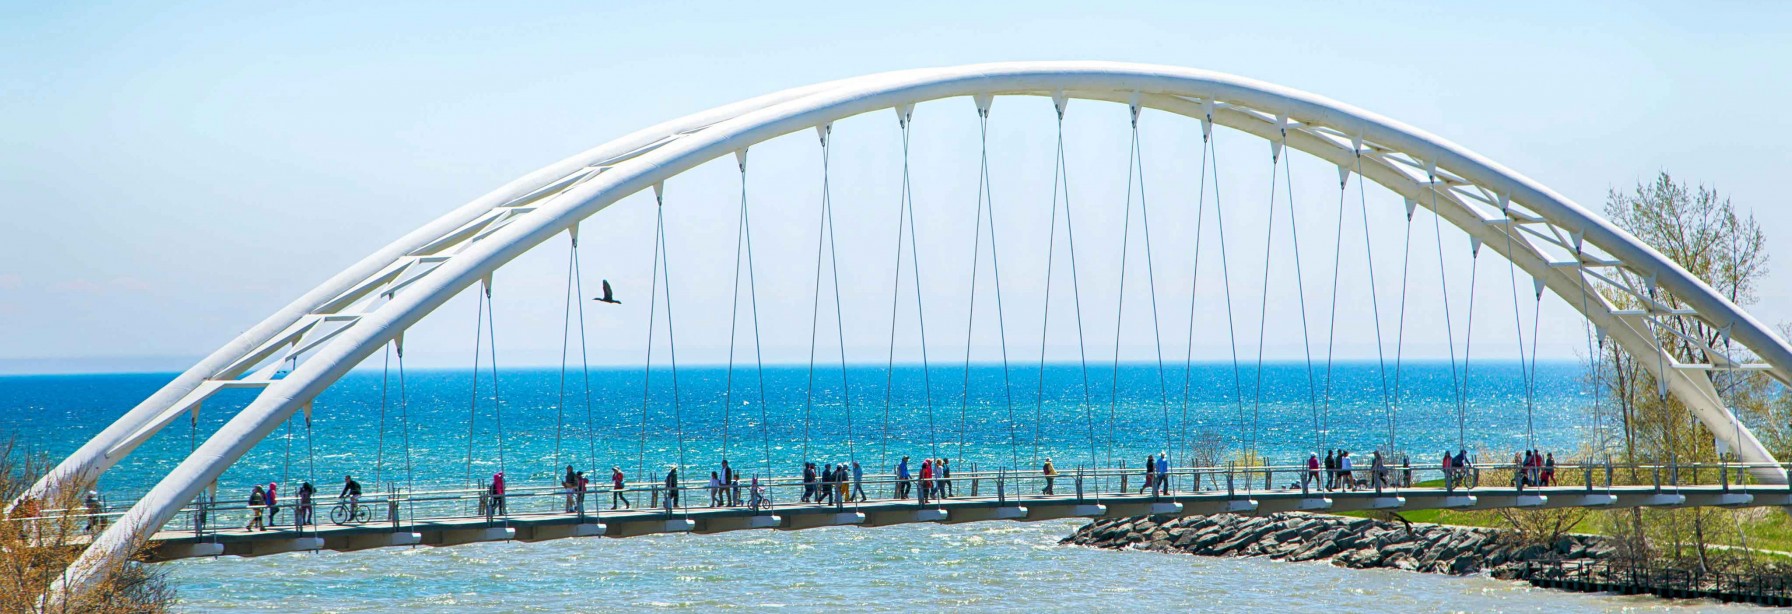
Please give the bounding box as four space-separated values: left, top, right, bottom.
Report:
15 460 1788 540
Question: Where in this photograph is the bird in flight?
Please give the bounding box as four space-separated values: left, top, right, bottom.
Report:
593 279 622 304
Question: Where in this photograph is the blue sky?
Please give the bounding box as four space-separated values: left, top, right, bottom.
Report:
2 1 1788 373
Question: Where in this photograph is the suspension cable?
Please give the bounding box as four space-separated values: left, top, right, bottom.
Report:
636 193 666 486
1035 101 1098 474
896 111 942 465
484 283 506 482
1109 103 1177 469
1277 122 1322 458
1422 173 1458 455
376 343 390 490
1178 109 1214 466
973 105 1020 470
395 338 416 530
465 282 486 488
1200 111 1249 464
654 192 690 493
569 227 600 473
1319 164 1350 456
738 153 775 482
556 233 578 473
1248 126 1286 460
1502 206 1537 450
1460 244 1482 451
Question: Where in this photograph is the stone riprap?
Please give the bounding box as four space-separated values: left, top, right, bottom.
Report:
1063 513 1615 578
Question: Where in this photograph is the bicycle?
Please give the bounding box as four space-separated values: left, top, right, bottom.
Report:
330 498 370 525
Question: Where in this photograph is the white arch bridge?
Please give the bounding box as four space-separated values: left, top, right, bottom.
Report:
27 62 1792 599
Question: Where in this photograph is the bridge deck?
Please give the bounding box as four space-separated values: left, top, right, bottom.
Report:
143 484 1792 562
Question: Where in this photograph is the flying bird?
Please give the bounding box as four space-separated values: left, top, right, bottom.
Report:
593 279 622 304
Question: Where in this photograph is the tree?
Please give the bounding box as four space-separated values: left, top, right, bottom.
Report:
1 438 175 613
1587 172 1789 573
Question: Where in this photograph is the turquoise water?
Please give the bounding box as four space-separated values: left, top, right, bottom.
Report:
0 363 1742 611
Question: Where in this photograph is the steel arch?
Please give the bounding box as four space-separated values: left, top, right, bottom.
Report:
49 61 1792 597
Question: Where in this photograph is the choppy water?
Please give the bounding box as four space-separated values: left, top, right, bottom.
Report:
0 364 1748 611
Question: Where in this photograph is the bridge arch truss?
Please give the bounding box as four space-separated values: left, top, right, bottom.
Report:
41 61 1792 592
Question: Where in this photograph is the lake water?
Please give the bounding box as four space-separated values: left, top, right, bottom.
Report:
0 363 1746 611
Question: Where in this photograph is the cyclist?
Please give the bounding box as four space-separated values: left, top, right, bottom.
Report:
339 474 362 510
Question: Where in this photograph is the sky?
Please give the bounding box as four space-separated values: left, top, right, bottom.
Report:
1 1 1789 374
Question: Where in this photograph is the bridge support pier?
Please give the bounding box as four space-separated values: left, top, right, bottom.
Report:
1536 493 1616 509
1682 492 1753 508
1611 493 1686 508
778 511 864 530
1021 503 1106 521
1179 498 1260 515
339 531 421 551
1471 493 1547 509
941 506 1026 524
607 518 696 537
520 523 608 541
1329 495 1405 511
863 508 948 527
152 542 223 561
1104 501 1183 518
694 515 781 534
433 526 515 546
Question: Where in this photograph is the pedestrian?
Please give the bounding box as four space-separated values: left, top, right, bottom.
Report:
1514 451 1527 487
563 464 578 512
896 456 912 499
491 471 507 516
83 490 105 533
1042 458 1057 495
709 471 724 507
721 460 735 506
1370 451 1387 489
919 459 933 504
731 473 742 508
611 466 631 509
575 471 588 514
1401 457 1412 487
1139 454 1155 494
851 460 866 502
1156 452 1170 495
246 485 266 531
664 466 680 509
815 463 833 505
1441 450 1455 487
266 481 280 527
296 482 315 527
802 462 818 503
1305 453 1320 491
1323 450 1338 491
1543 453 1556 486
1337 451 1354 491
938 459 953 498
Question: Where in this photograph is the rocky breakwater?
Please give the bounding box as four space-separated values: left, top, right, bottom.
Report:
1064 513 1615 578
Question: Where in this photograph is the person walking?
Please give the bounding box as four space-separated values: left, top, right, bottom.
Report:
1156 452 1170 495
664 466 680 509
246 485 266 532
938 459 953 498
896 457 912 500
563 464 578 513
708 471 724 507
83 490 105 533
611 466 631 509
1042 458 1058 495
1370 451 1387 490
1139 454 1155 494
802 462 818 503
1305 453 1320 491
575 471 589 515
918 459 934 504
815 464 834 505
851 460 866 502
265 482 280 528
1337 451 1354 491
296 482 315 527
721 460 735 506
1323 450 1338 491
490 471 508 516
1542 453 1556 486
